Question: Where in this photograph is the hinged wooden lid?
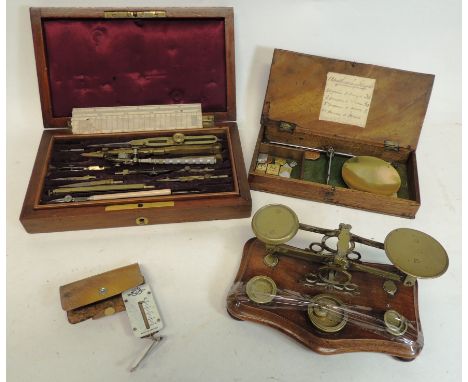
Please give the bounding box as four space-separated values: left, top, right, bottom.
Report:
262 50 434 151
59 263 144 311
30 7 236 129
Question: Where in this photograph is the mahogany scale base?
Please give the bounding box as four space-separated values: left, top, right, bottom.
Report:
227 238 423 360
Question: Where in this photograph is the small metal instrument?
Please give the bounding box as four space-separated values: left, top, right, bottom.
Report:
81 143 222 158
326 148 335 185
58 179 123 188
130 335 164 372
122 283 165 372
123 284 163 337
49 183 155 195
59 147 86 152
49 189 171 203
114 166 216 176
109 155 219 165
49 165 109 172
268 141 354 158
251 204 449 290
51 175 98 181
156 174 228 182
88 133 218 148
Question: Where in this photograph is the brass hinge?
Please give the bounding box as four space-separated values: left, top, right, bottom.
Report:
104 10 167 18
384 140 399 152
202 115 215 128
278 121 296 133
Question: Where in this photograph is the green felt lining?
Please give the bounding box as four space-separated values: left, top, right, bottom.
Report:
302 153 348 188
290 162 302 179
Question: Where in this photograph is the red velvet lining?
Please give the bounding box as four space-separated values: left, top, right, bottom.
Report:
43 18 227 117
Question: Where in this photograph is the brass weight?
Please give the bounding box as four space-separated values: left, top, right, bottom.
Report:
307 294 348 333
383 310 408 336
245 276 277 304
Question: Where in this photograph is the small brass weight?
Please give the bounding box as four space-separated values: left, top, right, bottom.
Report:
248 204 449 334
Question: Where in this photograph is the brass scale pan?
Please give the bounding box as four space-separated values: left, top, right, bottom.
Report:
251 204 449 280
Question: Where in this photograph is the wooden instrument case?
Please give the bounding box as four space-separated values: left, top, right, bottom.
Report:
249 49 434 218
20 7 251 233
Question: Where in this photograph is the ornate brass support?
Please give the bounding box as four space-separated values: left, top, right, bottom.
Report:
252 204 448 289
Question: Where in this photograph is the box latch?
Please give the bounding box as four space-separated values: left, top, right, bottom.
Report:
384 140 400 152
104 10 167 18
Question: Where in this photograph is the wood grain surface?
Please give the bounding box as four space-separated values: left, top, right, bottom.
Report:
60 264 143 311
262 49 434 152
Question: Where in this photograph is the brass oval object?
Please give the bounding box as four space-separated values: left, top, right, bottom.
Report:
384 309 408 336
384 228 449 279
245 275 277 304
342 156 401 196
136 217 149 225
308 294 348 333
251 204 299 245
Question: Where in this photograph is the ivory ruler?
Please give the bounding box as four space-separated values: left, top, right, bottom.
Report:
71 104 203 134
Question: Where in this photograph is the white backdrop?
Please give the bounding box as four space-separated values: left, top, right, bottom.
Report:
6 1 461 381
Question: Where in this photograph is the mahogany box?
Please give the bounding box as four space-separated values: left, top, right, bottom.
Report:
20 7 251 233
249 49 434 218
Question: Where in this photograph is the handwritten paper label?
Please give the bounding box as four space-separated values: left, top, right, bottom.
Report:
319 73 375 128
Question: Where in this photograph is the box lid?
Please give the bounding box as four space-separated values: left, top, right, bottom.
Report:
59 263 144 311
262 49 434 151
30 7 236 128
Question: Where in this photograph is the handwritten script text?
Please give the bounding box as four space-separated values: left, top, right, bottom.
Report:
319 72 375 128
